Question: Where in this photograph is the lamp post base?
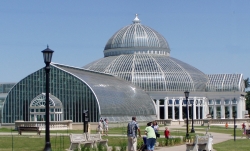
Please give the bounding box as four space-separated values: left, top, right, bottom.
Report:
191 129 195 133
44 142 52 151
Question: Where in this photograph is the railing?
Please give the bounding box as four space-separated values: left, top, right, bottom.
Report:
208 119 250 124
15 120 73 130
155 119 172 125
183 119 250 125
155 118 250 126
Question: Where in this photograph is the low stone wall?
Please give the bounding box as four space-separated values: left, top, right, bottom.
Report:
73 121 148 131
2 119 248 131
14 120 73 130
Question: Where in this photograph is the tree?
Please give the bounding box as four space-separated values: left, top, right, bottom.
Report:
244 78 250 90
245 91 250 112
244 78 250 113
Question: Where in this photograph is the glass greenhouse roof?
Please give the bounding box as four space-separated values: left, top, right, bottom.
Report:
52 63 156 118
83 54 209 92
104 14 170 57
206 74 245 92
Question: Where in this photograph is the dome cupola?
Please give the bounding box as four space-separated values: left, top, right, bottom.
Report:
84 14 209 92
104 14 171 57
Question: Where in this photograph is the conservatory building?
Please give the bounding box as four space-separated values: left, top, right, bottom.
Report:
83 15 247 120
2 63 156 124
1 15 247 125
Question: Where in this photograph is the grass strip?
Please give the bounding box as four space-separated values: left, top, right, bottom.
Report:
213 139 250 151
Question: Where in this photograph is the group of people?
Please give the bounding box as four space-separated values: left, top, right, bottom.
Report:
225 122 249 138
98 118 109 136
127 116 170 151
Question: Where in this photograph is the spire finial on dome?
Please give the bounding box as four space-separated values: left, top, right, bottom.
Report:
133 14 140 23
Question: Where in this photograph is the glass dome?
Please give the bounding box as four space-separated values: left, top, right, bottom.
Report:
84 54 209 92
83 15 209 92
104 14 170 57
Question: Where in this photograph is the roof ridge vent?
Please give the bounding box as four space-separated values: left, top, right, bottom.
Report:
133 14 140 24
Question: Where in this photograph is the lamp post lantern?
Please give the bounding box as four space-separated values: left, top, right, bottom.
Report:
190 100 195 133
42 45 54 151
184 91 189 138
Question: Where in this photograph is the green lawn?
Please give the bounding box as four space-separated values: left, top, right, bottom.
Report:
0 125 246 150
171 125 244 137
213 139 250 151
0 126 185 150
0 135 70 151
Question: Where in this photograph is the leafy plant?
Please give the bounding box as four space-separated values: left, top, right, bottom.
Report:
174 137 182 144
165 139 169 146
80 146 92 151
111 146 116 151
97 144 107 151
137 139 144 149
119 140 127 151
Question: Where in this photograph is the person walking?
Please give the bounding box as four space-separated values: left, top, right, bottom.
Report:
103 118 109 136
127 116 141 151
225 122 228 129
242 122 246 138
152 121 160 138
145 122 156 151
98 119 103 134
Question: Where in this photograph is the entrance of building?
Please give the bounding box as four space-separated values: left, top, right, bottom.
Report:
30 93 63 122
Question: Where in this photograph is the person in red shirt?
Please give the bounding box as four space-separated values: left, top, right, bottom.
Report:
242 122 246 138
164 127 170 139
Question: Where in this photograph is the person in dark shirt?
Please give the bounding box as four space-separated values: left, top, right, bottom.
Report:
127 116 141 151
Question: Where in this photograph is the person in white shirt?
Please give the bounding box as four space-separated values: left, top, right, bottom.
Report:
103 118 109 136
98 119 103 134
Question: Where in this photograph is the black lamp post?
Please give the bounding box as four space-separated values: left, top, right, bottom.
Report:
190 100 195 133
83 110 89 133
233 110 236 141
184 91 189 138
42 45 54 151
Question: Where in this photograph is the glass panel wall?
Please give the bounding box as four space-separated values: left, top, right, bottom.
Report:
168 106 172 119
3 66 99 123
232 106 237 117
175 106 179 119
225 99 230 105
209 100 213 105
216 100 221 105
209 106 214 119
225 106 230 118
216 106 221 118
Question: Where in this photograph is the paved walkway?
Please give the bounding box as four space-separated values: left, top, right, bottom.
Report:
154 125 234 151
155 132 232 151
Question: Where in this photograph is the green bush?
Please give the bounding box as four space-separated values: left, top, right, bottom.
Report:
79 144 107 151
119 140 127 151
159 137 183 147
137 139 144 149
164 139 169 146
97 144 107 151
174 137 182 144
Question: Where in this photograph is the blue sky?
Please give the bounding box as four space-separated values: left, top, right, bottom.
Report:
1 1 250 83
